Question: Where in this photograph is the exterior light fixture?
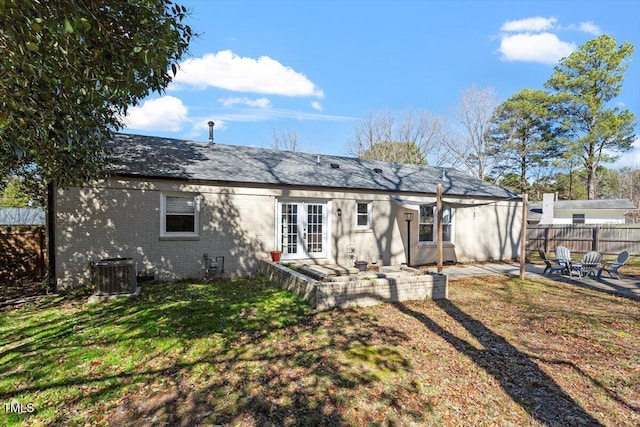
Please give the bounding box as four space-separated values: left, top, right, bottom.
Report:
337 208 342 217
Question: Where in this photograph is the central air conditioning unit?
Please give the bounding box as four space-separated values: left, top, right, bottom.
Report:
91 258 137 294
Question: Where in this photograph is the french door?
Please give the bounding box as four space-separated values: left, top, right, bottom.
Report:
277 201 328 259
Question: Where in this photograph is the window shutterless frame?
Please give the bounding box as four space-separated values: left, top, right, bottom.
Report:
419 205 454 243
160 193 200 238
355 201 372 229
418 205 435 243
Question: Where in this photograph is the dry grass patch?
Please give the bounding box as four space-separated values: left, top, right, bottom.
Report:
1 275 638 426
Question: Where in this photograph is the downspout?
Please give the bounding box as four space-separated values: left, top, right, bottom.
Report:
47 182 56 291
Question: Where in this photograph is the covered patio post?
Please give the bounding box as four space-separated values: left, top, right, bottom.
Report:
520 193 528 280
437 183 443 274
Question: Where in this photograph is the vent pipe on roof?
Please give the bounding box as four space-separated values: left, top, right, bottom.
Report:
207 121 215 145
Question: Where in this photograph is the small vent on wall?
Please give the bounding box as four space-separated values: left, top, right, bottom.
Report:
330 163 340 169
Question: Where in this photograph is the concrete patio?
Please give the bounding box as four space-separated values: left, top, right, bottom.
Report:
442 262 640 300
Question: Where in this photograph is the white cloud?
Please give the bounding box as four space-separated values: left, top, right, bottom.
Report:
211 108 354 123
614 136 640 169
311 101 323 112
498 32 576 65
219 97 272 109
173 50 324 98
501 17 557 33
123 96 188 131
578 21 602 35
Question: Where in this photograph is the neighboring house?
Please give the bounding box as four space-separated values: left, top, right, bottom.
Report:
0 208 45 226
528 193 637 225
53 133 523 288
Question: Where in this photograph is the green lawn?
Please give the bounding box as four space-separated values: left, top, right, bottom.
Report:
1 275 639 426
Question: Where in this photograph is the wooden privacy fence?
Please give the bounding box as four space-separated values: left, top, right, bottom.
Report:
527 224 640 256
0 226 47 282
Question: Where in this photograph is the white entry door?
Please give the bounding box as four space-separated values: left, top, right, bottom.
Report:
277 201 328 259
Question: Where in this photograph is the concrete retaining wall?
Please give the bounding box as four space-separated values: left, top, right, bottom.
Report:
258 260 448 310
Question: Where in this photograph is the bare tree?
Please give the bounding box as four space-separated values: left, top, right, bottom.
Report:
445 84 500 180
348 108 448 165
619 166 640 207
270 128 303 152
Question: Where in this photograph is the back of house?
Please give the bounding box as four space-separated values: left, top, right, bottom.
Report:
52 133 523 289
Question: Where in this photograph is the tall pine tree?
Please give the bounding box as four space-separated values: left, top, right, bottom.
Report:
545 35 635 199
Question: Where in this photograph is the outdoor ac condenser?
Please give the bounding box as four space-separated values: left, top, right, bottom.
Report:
91 258 137 295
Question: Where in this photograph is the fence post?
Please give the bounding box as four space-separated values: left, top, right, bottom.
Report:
544 227 549 253
593 226 599 252
39 227 46 278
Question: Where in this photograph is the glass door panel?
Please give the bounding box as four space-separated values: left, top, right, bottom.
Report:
280 203 298 255
306 203 324 254
278 201 327 259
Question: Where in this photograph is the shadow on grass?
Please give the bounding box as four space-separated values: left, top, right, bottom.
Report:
395 299 604 427
0 277 416 426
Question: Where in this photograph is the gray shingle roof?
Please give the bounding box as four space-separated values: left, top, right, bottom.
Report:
528 199 638 222
554 199 637 210
107 133 518 199
529 199 637 212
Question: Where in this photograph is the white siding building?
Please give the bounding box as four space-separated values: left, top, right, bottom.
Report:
529 193 637 225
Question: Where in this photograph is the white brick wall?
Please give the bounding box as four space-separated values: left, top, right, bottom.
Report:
55 177 522 288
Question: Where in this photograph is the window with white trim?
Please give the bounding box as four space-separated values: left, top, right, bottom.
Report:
355 201 372 229
572 214 585 224
442 206 453 242
160 193 199 237
419 205 454 243
418 205 434 242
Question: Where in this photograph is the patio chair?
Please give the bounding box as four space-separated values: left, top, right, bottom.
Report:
538 248 566 275
553 246 572 275
597 250 629 279
570 251 603 278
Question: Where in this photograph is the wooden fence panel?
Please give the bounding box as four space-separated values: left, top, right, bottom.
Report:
527 224 640 256
597 227 640 255
0 226 46 283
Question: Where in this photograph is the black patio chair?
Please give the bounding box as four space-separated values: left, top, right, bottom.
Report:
539 248 552 274
539 248 566 275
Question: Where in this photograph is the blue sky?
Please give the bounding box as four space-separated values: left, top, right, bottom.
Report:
122 0 640 168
